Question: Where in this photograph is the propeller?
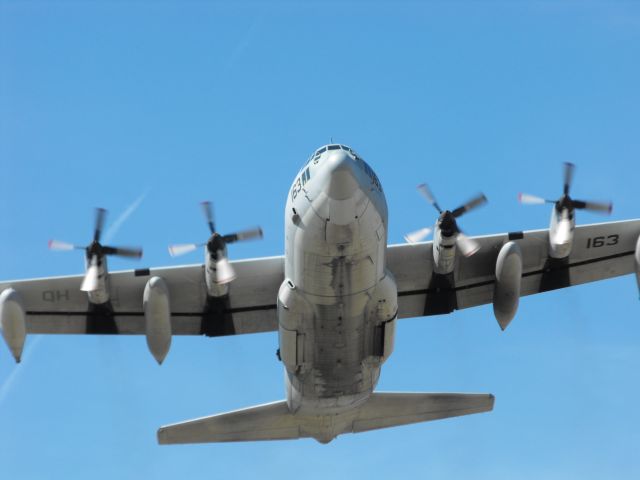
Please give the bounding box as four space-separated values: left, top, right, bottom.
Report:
168 201 263 284
405 183 487 257
49 208 143 292
519 162 613 214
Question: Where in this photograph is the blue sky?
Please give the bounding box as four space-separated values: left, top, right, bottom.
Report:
1 1 640 478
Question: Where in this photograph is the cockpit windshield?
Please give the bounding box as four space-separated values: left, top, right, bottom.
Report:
306 144 362 165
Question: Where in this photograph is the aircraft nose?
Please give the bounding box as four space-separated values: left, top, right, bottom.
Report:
324 150 359 200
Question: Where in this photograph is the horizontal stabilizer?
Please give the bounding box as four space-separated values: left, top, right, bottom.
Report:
157 392 494 444
157 400 299 444
352 392 495 433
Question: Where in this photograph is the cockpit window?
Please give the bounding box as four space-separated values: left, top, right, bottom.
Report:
306 146 326 165
306 144 364 166
339 145 361 160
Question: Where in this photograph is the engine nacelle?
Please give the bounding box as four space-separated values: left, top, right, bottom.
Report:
143 276 172 365
0 288 26 363
548 209 575 259
85 256 111 305
432 229 457 275
493 241 522 330
204 247 232 298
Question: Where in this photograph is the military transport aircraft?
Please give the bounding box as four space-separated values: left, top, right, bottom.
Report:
1 145 638 444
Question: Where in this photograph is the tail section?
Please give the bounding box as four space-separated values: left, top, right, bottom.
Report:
351 392 495 434
157 400 300 444
157 392 494 445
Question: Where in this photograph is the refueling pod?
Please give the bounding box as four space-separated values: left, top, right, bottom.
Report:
493 241 523 331
0 288 27 363
143 276 172 364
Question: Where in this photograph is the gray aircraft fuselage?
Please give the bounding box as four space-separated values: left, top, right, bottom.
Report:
277 145 398 441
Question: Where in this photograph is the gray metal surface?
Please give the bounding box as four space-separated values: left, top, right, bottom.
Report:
0 256 283 336
390 219 640 318
1 143 638 444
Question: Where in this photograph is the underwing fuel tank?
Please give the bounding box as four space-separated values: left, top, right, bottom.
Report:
493 241 522 330
143 276 172 365
0 288 27 363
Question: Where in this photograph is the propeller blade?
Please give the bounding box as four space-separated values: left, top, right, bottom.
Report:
168 243 201 257
451 193 488 218
553 219 572 245
215 257 236 284
81 257 100 292
201 201 215 234
404 227 433 244
563 162 575 195
456 233 480 257
93 208 107 243
518 193 551 205
223 227 264 244
417 183 443 213
48 239 80 251
103 246 143 258
572 199 613 214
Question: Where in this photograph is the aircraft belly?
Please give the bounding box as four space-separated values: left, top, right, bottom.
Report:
307 296 376 397
281 246 382 411
282 165 392 415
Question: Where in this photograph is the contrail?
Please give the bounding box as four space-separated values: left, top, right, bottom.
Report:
0 335 43 406
103 190 149 244
0 192 147 405
221 16 262 76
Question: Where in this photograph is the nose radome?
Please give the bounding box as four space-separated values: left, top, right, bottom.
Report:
324 150 359 200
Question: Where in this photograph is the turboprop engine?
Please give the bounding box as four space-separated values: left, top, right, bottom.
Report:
49 208 143 305
519 162 612 259
168 201 263 297
405 183 487 274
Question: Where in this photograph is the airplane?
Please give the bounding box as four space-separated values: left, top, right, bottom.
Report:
1 144 639 444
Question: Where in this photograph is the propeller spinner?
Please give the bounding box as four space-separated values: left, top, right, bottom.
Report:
49 208 143 292
405 184 487 257
168 201 263 285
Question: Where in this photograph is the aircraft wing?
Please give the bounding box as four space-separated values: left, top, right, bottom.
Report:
3 219 639 337
0 256 283 337
389 219 640 319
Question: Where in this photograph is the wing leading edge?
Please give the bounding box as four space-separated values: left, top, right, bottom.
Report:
2 219 638 340
0 256 284 337
389 219 640 320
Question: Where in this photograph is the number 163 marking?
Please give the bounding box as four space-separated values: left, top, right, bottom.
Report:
586 234 619 248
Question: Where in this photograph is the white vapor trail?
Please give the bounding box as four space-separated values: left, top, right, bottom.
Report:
0 192 148 405
0 335 43 406
103 190 149 244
